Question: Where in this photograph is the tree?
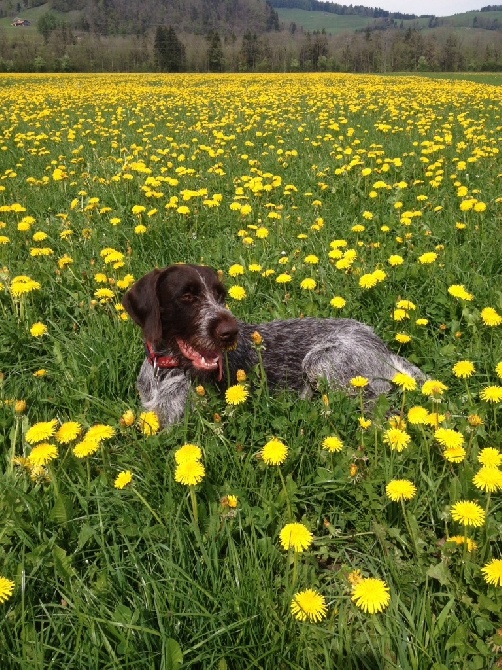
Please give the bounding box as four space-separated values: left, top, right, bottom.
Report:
207 31 224 72
37 12 59 45
154 26 186 72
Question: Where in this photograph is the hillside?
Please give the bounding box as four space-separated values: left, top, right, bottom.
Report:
275 7 502 35
0 0 279 36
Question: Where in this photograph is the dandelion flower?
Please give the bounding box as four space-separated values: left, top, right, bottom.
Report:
481 559 502 587
73 439 100 458
351 577 390 614
228 285 247 300
385 479 417 502
174 459 205 486
139 412 160 435
480 386 502 403
25 419 58 444
388 255 404 266
28 442 58 467
473 467 502 493
276 273 292 284
85 424 116 442
304 254 319 264
383 428 411 452
225 384 249 405
450 500 485 527
330 296 346 309
175 444 202 464
350 376 369 388
359 417 372 429
0 577 15 604
448 284 474 301
452 360 475 378
359 273 378 289
434 428 464 450
55 421 81 444
262 438 288 465
407 406 429 424
322 436 344 453
236 369 247 382
448 536 478 552
291 589 327 622
478 448 502 468
228 264 245 277
114 470 133 489
392 373 417 391
481 307 502 327
30 322 48 337
418 252 437 264
120 410 135 427
279 523 314 552
496 362 502 379
300 278 317 290
443 445 466 463
395 333 412 344
421 379 448 397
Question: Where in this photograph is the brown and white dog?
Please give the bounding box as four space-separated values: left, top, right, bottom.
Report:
123 263 425 425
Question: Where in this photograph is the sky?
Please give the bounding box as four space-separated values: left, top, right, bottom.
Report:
353 1 485 16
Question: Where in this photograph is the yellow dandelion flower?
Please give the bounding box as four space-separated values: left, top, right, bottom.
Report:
383 428 411 452
496 362 502 379
322 436 344 453
291 589 327 623
434 428 464 449
174 459 205 486
25 419 58 444
225 384 249 405
418 252 437 264
114 470 133 489
359 273 378 289
330 296 346 309
473 467 502 493
228 285 247 300
407 406 429 424
300 278 316 290
395 333 412 344
30 322 48 337
480 386 502 403
228 264 245 277
73 439 100 458
388 255 404 266
139 411 160 435
481 307 502 327
276 273 292 284
448 284 474 301
279 523 313 552
0 577 15 604
350 376 369 388
481 559 502 587
450 500 485 527
447 536 478 552
175 444 202 464
421 379 448 397
351 577 390 614
392 373 417 391
55 421 81 444
120 410 135 427
452 360 475 378
385 479 417 502
28 442 58 467
478 448 502 468
443 445 466 463
85 424 116 442
262 438 288 465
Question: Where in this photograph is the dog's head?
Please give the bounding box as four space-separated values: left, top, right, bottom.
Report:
123 264 239 377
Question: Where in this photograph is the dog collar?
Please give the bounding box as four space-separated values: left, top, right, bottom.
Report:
145 342 180 369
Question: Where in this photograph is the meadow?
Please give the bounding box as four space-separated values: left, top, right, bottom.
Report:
0 72 501 669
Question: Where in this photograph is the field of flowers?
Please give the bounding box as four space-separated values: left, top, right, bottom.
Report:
0 73 501 669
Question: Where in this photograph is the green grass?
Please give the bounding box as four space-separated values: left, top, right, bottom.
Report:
276 9 374 34
0 72 502 669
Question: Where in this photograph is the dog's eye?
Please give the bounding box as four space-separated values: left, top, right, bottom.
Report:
181 293 198 303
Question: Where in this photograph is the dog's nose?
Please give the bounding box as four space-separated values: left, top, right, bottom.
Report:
215 321 239 344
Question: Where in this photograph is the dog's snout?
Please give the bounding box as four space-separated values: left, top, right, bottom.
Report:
215 318 239 344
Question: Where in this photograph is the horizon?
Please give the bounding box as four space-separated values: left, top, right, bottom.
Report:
342 1 485 17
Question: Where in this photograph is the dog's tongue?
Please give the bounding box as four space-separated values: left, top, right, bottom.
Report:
176 338 223 379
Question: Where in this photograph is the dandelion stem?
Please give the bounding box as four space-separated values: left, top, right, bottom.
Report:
278 468 293 521
189 485 199 527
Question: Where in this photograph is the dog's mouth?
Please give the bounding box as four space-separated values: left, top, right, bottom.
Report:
176 337 223 380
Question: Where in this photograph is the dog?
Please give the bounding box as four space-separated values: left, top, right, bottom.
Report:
122 263 425 426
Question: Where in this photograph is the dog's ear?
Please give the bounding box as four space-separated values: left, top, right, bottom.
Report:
122 269 165 346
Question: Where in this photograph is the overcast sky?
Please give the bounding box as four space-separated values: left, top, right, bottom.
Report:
355 1 484 16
